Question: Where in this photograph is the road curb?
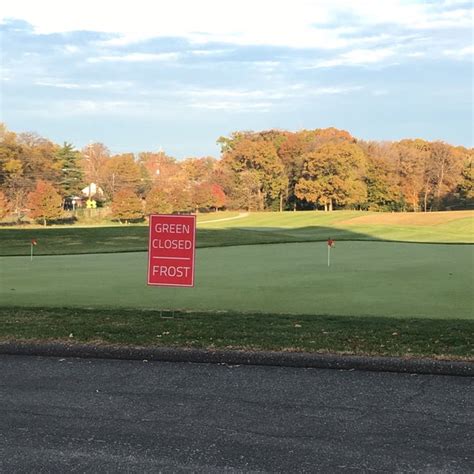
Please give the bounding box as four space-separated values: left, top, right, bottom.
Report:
0 341 472 376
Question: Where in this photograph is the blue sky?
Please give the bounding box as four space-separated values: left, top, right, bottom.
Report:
1 0 472 158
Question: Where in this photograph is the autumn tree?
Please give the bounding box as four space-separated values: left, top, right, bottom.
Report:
138 151 180 186
181 157 216 184
222 139 287 211
358 141 402 211
167 180 193 212
208 160 241 209
364 156 401 211
0 129 61 220
111 189 144 223
17 132 61 183
393 140 430 211
308 127 355 148
0 190 10 220
101 154 142 199
210 184 226 210
429 142 463 210
453 153 473 208
81 142 109 195
189 182 215 212
0 129 25 218
145 188 173 215
296 143 367 210
278 133 308 210
27 181 63 226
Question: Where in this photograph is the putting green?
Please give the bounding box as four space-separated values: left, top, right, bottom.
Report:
1 242 472 319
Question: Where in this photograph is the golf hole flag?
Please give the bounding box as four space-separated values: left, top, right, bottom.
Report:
147 214 196 287
30 239 37 261
327 238 335 267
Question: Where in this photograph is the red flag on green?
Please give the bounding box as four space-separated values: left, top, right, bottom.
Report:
327 238 335 267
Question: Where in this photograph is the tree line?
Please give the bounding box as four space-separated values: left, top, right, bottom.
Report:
0 123 472 224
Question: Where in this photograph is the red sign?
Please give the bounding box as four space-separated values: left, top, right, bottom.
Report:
147 214 196 287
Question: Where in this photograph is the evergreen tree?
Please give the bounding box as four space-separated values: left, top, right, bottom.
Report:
56 142 84 196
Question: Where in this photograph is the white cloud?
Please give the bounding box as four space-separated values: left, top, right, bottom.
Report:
189 101 273 112
190 49 232 57
2 0 471 49
63 44 80 54
184 83 361 111
310 48 397 68
442 45 474 59
21 99 147 117
87 52 180 63
34 79 134 90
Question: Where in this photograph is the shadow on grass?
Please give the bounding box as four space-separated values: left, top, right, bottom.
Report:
0 225 471 257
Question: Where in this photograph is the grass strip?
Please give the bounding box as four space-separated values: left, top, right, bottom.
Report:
0 307 472 360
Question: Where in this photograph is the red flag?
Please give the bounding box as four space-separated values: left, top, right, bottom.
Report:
327 238 335 248
31 239 37 246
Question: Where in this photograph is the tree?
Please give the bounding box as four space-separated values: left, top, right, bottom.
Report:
166 179 193 212
0 190 10 220
295 143 367 210
358 141 402 211
1 129 61 221
138 151 179 183
208 161 242 210
145 188 173 215
56 142 84 196
26 181 63 226
210 184 227 210
453 153 473 208
190 182 215 212
81 143 109 195
101 154 142 199
278 133 308 210
111 189 144 223
181 157 216 184
429 142 463 210
364 155 401 211
392 141 425 211
222 138 287 210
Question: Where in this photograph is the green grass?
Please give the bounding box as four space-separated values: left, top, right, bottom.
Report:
0 210 472 257
1 211 472 358
1 242 472 319
0 307 471 359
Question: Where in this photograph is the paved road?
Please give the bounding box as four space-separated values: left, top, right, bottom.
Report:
0 355 472 473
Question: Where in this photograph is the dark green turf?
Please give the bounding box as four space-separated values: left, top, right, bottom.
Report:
0 307 471 359
1 211 472 257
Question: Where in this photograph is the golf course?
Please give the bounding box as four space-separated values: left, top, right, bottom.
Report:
0 210 473 358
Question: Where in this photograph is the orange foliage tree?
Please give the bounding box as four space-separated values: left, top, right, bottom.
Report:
27 181 63 226
111 188 144 223
145 188 173 215
0 190 10 220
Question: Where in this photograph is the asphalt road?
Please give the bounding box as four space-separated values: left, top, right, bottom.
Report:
0 355 472 473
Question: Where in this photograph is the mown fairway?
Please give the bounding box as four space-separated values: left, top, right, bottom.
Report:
0 210 472 256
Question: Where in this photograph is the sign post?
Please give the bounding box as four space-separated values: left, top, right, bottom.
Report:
147 214 196 287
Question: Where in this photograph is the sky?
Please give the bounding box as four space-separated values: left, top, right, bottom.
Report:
0 0 472 158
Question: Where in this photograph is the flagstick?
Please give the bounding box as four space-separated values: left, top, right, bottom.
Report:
30 243 33 261
327 244 330 267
